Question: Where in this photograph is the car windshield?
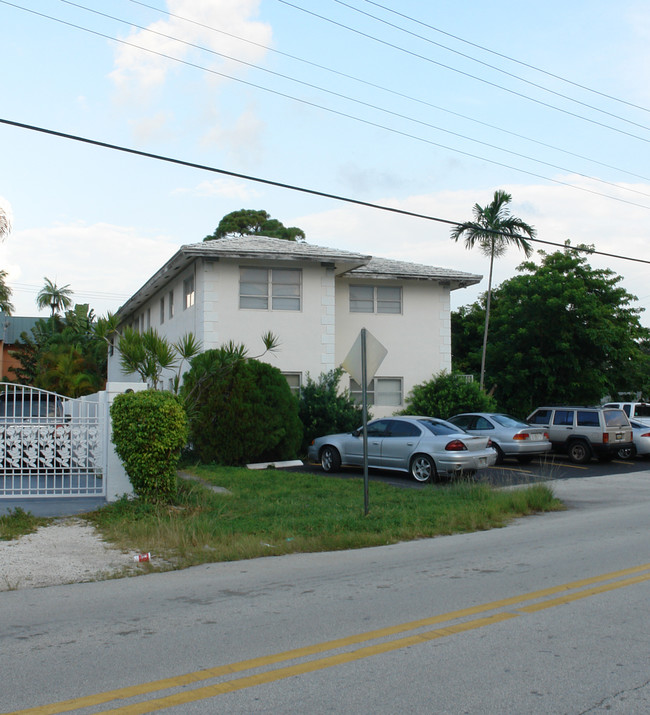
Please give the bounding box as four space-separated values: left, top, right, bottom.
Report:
491 414 527 428
418 418 460 436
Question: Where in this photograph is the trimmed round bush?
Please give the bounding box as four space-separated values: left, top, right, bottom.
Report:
401 370 497 418
110 390 188 503
182 351 302 465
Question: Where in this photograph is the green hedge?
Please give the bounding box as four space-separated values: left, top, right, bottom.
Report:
182 351 302 465
110 390 188 503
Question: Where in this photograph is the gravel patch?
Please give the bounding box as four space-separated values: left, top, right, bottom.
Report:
0 519 145 591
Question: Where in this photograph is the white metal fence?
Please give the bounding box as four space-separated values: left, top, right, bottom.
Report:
0 383 106 498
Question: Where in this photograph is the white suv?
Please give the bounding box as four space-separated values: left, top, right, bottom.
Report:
526 406 632 463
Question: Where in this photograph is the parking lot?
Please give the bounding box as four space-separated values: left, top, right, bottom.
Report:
298 453 650 489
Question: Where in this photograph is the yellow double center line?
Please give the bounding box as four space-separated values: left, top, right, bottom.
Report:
10 563 650 715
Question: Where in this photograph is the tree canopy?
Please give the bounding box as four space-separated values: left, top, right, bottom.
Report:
204 209 306 242
452 244 650 417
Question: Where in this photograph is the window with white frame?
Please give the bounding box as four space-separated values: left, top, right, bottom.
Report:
146 308 151 329
282 372 302 397
183 275 195 310
160 297 165 324
349 285 402 314
239 267 301 310
168 290 174 319
350 377 403 407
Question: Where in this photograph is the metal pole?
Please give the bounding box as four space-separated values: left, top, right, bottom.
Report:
361 328 369 515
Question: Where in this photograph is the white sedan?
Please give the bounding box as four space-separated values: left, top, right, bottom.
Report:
308 416 497 482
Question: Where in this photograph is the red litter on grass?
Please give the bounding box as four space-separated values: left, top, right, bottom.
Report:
134 552 151 562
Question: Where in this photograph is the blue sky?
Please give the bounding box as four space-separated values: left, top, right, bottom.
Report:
2 0 650 323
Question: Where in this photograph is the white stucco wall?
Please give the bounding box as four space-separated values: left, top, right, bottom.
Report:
335 277 452 417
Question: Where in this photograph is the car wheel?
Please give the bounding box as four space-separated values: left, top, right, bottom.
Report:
616 445 636 460
567 440 591 464
516 455 534 465
493 444 506 464
410 454 437 483
320 445 341 473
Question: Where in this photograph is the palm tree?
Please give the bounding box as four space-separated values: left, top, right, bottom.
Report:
451 190 536 390
0 204 11 242
36 277 74 316
0 270 14 315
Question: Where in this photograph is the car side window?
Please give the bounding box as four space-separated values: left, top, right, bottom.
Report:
553 410 574 426
576 411 599 427
474 417 493 430
387 420 421 437
529 409 551 425
366 420 392 437
449 415 473 429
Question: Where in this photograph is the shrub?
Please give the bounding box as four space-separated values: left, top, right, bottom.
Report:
401 371 497 418
298 367 365 453
110 390 188 503
181 350 302 465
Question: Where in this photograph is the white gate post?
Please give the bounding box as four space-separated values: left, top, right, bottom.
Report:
103 382 148 502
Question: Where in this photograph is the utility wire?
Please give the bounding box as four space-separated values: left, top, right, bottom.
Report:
39 0 650 203
2 117 650 268
123 0 650 184
6 1 650 211
363 0 650 116
277 0 650 144
331 0 650 132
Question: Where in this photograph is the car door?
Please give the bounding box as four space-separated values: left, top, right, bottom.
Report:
380 420 423 470
345 419 391 466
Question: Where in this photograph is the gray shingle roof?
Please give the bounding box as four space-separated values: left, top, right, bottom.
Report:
116 236 481 318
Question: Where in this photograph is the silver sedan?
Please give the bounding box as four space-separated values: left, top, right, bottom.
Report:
447 413 551 464
307 416 497 482
617 420 650 459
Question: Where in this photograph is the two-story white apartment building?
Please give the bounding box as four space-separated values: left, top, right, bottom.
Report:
107 236 481 417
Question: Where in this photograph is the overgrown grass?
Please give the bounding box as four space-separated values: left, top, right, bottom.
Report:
0 508 49 541
85 466 564 571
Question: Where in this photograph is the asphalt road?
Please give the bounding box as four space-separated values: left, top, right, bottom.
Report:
2 471 650 713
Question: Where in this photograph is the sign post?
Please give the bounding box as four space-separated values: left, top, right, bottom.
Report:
342 329 387 515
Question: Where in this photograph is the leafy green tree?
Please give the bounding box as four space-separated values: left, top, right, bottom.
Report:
0 269 14 315
36 278 74 316
452 244 650 416
181 350 302 464
451 190 536 390
204 209 306 242
400 371 497 419
297 367 365 453
9 305 107 395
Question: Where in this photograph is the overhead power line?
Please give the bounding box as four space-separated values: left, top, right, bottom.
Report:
5 0 650 211
277 0 650 144
2 117 650 268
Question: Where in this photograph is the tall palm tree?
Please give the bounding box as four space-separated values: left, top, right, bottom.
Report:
36 277 74 316
451 190 536 390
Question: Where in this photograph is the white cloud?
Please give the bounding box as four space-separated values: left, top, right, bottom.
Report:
0 222 179 317
110 0 272 102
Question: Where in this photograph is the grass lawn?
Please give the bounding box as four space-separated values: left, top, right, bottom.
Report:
76 465 564 571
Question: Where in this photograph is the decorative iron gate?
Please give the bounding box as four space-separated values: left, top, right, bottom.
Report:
0 383 106 498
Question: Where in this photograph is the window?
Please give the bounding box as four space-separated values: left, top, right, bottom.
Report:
350 285 402 314
577 411 600 427
146 308 151 330
350 378 403 407
183 275 195 310
387 420 420 437
160 297 165 324
168 290 174 319
239 267 301 310
553 410 574 426
282 372 302 397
